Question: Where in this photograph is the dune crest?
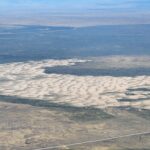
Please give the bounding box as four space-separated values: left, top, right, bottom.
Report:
0 58 150 109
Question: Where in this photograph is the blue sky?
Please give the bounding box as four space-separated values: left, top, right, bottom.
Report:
0 0 150 26
1 0 150 10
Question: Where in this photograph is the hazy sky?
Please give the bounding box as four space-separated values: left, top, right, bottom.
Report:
0 0 150 26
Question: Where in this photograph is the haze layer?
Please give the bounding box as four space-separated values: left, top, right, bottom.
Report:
1 0 150 26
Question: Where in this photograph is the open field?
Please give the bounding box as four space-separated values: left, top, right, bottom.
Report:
0 100 150 150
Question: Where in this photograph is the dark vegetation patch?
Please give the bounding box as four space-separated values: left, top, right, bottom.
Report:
70 108 113 122
128 108 150 120
121 87 150 102
117 98 150 102
125 92 136 96
0 95 113 122
116 106 150 120
45 66 150 77
128 88 150 92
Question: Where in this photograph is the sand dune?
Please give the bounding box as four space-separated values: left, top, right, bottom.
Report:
0 57 150 109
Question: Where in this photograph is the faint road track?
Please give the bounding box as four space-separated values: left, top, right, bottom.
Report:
34 131 150 150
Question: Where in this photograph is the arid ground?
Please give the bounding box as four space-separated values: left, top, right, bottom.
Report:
0 56 150 150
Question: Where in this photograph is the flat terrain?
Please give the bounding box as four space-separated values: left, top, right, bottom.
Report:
0 100 150 150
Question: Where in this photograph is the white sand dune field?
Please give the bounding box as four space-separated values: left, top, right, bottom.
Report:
0 56 150 110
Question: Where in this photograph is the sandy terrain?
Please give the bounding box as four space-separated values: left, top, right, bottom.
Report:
0 56 150 149
0 56 150 109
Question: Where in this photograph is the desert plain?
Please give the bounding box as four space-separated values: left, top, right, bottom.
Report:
0 56 150 150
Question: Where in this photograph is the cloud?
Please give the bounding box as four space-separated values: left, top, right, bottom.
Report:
0 0 150 26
